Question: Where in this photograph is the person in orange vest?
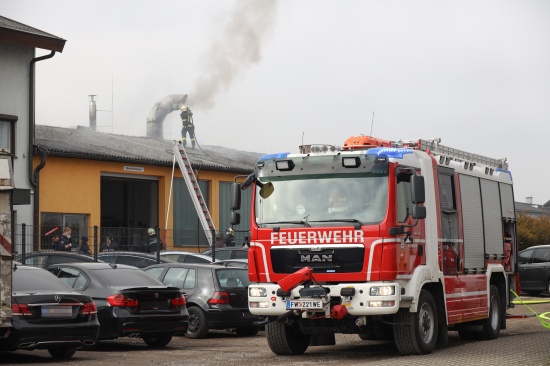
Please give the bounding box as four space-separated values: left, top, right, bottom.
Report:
180 105 195 148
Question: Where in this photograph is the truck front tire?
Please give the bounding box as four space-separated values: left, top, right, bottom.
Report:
394 289 438 355
266 321 310 355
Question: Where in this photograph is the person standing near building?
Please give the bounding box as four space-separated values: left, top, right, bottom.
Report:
224 228 236 247
180 105 196 148
100 233 118 252
77 236 92 255
55 227 73 251
147 228 163 253
129 233 148 253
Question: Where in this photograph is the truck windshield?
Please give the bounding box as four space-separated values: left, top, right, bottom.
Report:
255 173 388 227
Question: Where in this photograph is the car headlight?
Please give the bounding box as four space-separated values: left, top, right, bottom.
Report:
249 287 267 297
370 286 395 296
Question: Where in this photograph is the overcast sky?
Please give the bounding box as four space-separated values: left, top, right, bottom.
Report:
3 0 550 204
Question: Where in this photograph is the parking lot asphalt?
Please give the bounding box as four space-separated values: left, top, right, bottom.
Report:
2 295 550 365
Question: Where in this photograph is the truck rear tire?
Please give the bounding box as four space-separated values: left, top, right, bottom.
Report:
266 321 310 355
481 285 501 340
394 289 438 355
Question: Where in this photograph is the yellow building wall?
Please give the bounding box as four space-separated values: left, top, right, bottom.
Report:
36 155 239 249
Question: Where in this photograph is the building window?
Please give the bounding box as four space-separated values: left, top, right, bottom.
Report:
41 212 89 250
0 114 17 155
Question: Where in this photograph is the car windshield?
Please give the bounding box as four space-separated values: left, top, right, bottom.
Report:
13 268 75 292
216 268 251 288
255 173 388 227
91 267 165 287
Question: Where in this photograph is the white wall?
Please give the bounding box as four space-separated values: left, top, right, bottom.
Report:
0 41 34 226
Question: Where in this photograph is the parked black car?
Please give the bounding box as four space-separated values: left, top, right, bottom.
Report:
46 262 188 347
0 265 99 358
518 244 550 295
98 251 174 269
160 250 213 264
15 251 99 268
202 247 249 261
143 262 260 338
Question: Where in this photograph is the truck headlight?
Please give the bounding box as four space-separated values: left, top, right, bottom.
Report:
370 286 395 296
249 287 267 297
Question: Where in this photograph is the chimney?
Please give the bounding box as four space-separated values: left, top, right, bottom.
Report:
526 196 533 204
89 95 97 131
146 94 188 139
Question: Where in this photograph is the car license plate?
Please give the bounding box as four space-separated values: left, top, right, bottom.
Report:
41 306 73 318
286 300 323 310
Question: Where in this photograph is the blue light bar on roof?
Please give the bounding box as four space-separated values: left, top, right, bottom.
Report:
259 152 290 161
366 148 413 159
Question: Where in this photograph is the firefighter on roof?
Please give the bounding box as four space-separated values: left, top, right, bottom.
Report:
180 105 196 148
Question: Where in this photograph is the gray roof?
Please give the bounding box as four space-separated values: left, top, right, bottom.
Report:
0 15 66 52
36 125 262 174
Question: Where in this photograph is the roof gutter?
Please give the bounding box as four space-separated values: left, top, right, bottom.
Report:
29 50 55 231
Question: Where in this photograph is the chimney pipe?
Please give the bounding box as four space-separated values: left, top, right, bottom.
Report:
526 196 533 204
146 94 188 139
89 95 97 131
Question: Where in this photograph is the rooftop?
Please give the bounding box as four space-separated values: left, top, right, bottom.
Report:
36 125 262 174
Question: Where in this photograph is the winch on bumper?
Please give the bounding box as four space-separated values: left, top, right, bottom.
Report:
248 282 401 318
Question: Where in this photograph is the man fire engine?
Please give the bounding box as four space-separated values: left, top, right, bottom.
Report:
230 135 518 356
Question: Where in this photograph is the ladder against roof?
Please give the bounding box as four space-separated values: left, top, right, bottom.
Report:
172 140 215 247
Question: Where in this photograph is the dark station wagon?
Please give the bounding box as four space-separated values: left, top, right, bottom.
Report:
144 262 260 338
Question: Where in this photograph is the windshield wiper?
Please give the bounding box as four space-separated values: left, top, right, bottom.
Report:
308 219 364 228
260 220 311 228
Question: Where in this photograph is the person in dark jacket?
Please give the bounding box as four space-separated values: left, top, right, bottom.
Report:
180 105 195 148
55 227 73 251
77 236 92 255
147 228 163 253
129 233 148 253
224 228 236 247
100 233 119 252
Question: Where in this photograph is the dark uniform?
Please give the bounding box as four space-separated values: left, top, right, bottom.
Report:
180 106 195 148
56 235 72 251
147 228 163 253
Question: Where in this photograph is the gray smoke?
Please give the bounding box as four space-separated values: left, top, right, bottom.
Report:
189 0 278 111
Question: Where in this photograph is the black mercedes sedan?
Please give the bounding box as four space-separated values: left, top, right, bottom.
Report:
0 265 99 358
46 262 188 347
144 262 260 339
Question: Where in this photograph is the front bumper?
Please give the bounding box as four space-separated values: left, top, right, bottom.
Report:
248 282 400 317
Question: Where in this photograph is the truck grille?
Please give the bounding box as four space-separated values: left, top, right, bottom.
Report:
271 247 364 274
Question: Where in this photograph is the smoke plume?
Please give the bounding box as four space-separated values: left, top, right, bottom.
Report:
189 0 278 111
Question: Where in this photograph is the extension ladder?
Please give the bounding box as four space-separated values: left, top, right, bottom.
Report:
172 140 215 246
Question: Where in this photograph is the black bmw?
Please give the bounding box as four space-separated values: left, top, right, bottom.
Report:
46 262 188 347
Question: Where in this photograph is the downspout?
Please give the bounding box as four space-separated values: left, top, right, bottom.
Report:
29 50 55 241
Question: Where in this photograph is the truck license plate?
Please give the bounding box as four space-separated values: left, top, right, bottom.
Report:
286 300 323 310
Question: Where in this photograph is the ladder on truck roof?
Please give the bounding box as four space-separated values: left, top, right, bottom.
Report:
398 138 508 170
172 140 216 247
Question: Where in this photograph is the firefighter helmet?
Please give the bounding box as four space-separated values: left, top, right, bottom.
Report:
226 227 234 235
148 228 156 236
180 105 188 112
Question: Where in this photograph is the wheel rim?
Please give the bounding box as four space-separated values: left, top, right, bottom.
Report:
489 294 500 329
188 311 200 333
419 302 435 344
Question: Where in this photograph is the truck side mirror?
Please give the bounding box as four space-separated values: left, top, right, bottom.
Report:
411 175 425 204
231 182 242 210
412 205 426 219
231 211 241 225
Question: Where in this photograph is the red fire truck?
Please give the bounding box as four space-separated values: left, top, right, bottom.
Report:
231 135 518 356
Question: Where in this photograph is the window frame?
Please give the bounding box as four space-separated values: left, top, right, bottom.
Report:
0 114 17 157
